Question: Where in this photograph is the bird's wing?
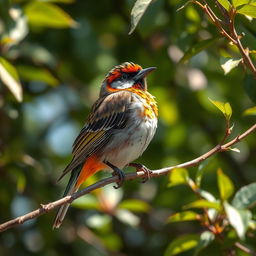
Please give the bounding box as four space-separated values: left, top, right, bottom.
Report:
58 90 134 181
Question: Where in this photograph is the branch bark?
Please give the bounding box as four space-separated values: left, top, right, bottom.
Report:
0 123 255 233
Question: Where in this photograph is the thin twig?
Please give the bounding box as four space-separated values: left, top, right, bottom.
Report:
193 1 256 77
228 7 256 76
0 123 255 233
235 242 256 256
193 1 237 44
206 1 256 77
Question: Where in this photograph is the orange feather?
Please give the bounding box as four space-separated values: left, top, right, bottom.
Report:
75 155 107 188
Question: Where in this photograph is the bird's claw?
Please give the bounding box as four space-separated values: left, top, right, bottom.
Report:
104 161 125 189
128 163 152 183
112 169 125 189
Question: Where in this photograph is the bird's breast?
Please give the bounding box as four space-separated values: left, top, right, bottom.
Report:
101 90 158 170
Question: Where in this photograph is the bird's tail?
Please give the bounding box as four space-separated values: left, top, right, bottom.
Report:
52 167 81 229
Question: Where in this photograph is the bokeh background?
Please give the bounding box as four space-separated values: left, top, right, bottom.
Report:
0 0 256 255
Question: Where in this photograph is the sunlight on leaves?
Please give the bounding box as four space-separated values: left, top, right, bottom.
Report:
0 57 22 102
194 231 215 256
217 0 232 10
232 183 256 209
197 190 218 221
229 147 240 153
24 2 77 28
164 234 200 256
217 168 234 201
167 211 200 223
198 190 216 202
220 58 242 75
237 4 256 18
129 0 153 35
184 199 221 211
209 98 232 121
224 202 252 239
232 0 253 7
168 168 189 187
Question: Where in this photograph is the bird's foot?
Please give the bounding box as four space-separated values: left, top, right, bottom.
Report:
128 163 152 183
104 161 125 189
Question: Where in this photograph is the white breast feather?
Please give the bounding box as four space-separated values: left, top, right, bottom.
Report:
102 95 157 170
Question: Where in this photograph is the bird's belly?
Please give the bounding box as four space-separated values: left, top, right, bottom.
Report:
101 117 157 170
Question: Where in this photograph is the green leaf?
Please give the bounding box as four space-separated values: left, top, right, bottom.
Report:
197 189 216 202
194 231 215 255
229 147 240 153
129 0 154 35
232 0 252 7
209 98 232 121
179 37 219 63
24 2 77 28
17 65 59 87
0 57 22 102
217 0 232 10
224 202 252 239
220 58 242 75
243 106 256 116
237 4 256 18
217 168 234 200
232 183 256 208
244 74 256 104
168 168 189 187
167 211 200 223
164 234 200 256
184 199 221 211
197 190 218 221
118 199 151 213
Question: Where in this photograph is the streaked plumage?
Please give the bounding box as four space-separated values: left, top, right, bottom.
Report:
53 62 158 228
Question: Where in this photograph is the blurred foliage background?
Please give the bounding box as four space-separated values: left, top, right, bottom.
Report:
0 0 256 255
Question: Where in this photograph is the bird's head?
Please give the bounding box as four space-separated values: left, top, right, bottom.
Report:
100 62 156 96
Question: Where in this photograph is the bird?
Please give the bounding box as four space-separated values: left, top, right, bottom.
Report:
53 62 158 228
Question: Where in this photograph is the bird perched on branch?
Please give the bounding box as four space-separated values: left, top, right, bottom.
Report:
53 62 158 228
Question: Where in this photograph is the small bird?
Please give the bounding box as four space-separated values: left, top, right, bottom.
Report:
53 62 158 228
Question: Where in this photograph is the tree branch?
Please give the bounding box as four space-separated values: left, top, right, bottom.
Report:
0 123 255 233
194 1 256 77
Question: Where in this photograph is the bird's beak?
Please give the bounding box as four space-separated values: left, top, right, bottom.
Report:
134 67 156 81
